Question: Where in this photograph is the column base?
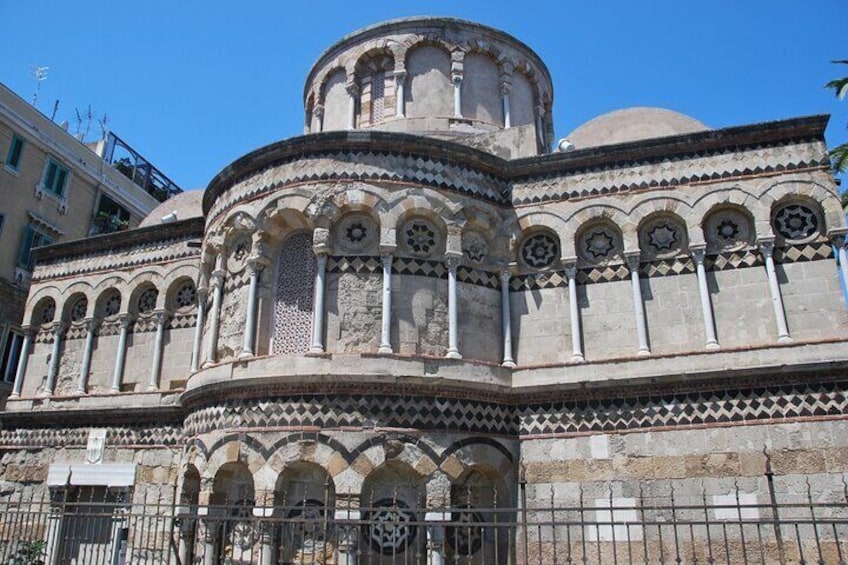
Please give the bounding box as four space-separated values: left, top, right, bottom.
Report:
309 345 325 354
570 353 585 363
109 387 120 394
705 341 720 350
76 387 87 395
445 349 462 360
778 335 793 344
201 360 215 369
377 345 393 355
237 350 254 360
146 384 159 392
8 393 18 399
636 348 651 357
501 359 516 368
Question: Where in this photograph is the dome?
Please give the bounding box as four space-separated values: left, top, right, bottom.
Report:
566 107 710 149
139 190 204 227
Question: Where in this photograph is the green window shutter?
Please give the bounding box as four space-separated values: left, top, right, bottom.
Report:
16 225 35 269
55 167 68 196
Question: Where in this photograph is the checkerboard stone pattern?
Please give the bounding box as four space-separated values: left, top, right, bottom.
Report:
184 394 517 436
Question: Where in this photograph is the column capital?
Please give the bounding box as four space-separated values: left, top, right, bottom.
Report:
83 317 99 332
154 310 170 325
500 80 512 96
757 237 776 257
828 227 848 245
499 267 512 284
444 252 462 270
246 256 269 275
688 244 708 264
117 314 133 330
345 81 360 96
20 325 34 339
451 71 464 85
313 103 324 118
624 250 642 270
394 69 407 82
380 253 394 269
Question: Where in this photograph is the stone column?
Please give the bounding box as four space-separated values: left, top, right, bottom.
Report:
147 311 168 391
44 489 65 565
395 70 406 118
378 253 394 354
346 82 359 130
829 228 848 298
426 512 447 565
564 262 585 362
203 256 225 367
535 104 546 147
626 252 651 356
759 238 792 343
501 82 512 129
190 287 207 372
445 254 462 360
77 318 97 393
44 323 65 396
690 246 720 350
452 72 463 118
110 315 132 392
499 268 515 367
310 253 328 353
314 104 325 133
10 325 33 398
240 260 265 359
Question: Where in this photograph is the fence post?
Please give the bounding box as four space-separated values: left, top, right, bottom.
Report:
764 449 787 565
43 488 65 565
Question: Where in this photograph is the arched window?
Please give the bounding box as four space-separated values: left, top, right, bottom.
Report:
271 232 316 355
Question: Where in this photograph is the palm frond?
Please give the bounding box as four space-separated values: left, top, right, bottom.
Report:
831 142 848 173
826 77 848 100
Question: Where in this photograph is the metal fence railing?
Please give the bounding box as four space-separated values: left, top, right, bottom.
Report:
0 482 847 564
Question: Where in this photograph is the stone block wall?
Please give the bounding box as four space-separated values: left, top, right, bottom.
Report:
511 287 570 365
326 272 382 354
393 276 448 357
779 259 847 341
457 283 501 363
709 267 777 348
580 279 638 361
642 273 704 355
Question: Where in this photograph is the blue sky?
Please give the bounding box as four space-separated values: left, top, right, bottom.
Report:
2 1 846 191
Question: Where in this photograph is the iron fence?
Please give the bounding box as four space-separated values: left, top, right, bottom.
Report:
0 483 847 564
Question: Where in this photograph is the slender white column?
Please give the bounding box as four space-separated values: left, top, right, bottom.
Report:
690 247 720 350
310 254 328 353
346 83 358 130
10 326 33 398
501 83 512 129
452 74 463 118
77 318 97 393
110 315 131 392
395 70 406 118
378 253 394 354
44 323 65 395
829 229 848 300
759 239 792 343
239 262 263 359
147 311 168 391
445 255 462 360
564 264 585 362
190 288 207 372
314 105 325 133
499 269 515 367
626 253 651 356
203 261 225 367
535 104 546 147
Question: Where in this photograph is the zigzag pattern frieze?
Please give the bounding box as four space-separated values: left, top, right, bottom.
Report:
0 425 183 448
208 151 510 221
520 380 848 436
33 238 200 281
511 139 828 205
183 394 518 436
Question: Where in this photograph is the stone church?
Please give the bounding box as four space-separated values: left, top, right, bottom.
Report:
2 16 847 564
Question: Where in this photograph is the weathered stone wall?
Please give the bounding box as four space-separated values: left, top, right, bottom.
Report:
780 259 847 341
642 273 704 355
580 279 638 361
709 267 777 348
393 276 448 357
87 333 121 393
458 283 501 363
54 337 84 395
123 331 155 391
159 326 194 389
326 272 382 354
511 287 570 365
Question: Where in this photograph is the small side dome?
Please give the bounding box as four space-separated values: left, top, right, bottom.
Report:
567 107 709 149
139 190 204 227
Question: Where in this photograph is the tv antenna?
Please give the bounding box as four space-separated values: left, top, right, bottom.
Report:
31 65 49 106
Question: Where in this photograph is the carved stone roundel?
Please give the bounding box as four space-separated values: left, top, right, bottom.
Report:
336 213 378 253
773 203 819 241
227 234 251 273
40 301 56 325
521 233 558 269
103 294 121 318
402 219 439 257
175 282 197 310
70 297 87 322
578 225 619 263
138 288 158 314
641 217 686 257
462 231 488 264
705 209 752 251
364 499 418 555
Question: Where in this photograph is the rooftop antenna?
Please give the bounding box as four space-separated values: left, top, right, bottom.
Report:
30 65 49 106
98 113 109 141
50 99 60 122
